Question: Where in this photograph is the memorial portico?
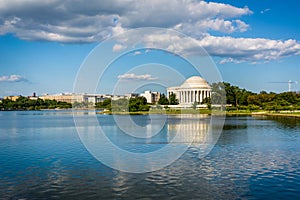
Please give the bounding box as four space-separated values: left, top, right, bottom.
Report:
167 76 211 106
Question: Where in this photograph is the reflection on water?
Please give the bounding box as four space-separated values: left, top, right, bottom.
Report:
74 114 218 173
0 111 300 199
167 114 210 144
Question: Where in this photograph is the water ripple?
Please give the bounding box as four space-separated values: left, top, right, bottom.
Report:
0 112 300 199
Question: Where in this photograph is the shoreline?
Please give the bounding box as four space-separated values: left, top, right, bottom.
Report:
1 109 300 118
226 111 300 118
251 112 300 118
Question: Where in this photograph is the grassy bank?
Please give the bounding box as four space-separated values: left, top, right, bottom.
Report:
97 109 212 115
252 112 300 118
227 110 300 118
225 110 252 115
97 109 300 118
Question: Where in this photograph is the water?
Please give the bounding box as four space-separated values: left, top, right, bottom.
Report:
0 111 300 199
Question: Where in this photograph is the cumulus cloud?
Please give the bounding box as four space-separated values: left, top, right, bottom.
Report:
113 31 300 63
118 73 158 81
0 0 299 63
112 43 125 52
0 0 251 42
173 19 249 35
198 35 300 62
0 74 29 82
220 58 235 64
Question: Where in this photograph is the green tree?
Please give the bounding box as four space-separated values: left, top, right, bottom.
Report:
169 93 179 105
202 97 211 110
95 99 112 109
158 94 169 105
222 82 254 109
111 98 128 112
128 97 149 112
210 82 226 110
0 96 71 110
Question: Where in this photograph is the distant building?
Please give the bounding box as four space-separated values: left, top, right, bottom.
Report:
140 91 160 104
40 93 74 103
167 76 211 107
4 95 21 101
125 93 139 99
40 93 140 105
112 95 126 101
28 92 38 100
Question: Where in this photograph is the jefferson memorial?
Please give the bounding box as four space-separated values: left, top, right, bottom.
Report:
167 76 211 106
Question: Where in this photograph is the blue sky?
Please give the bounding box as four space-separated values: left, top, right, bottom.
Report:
0 0 299 97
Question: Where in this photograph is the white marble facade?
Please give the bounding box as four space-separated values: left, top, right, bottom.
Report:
167 76 211 106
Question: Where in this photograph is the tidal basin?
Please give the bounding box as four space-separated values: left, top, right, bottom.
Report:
1 111 300 199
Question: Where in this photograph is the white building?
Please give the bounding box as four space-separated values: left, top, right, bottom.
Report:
40 93 132 105
140 91 160 104
167 76 211 107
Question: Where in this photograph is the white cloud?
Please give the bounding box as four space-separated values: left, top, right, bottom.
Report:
198 35 300 62
261 8 271 14
133 51 141 56
234 20 249 32
118 73 158 81
173 18 249 35
112 43 125 52
114 31 300 63
220 58 234 64
0 0 299 63
219 58 244 64
0 0 252 42
0 75 28 82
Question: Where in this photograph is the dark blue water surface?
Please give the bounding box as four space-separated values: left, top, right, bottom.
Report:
0 111 300 199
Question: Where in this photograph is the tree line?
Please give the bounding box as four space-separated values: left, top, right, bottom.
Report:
95 94 180 112
95 96 150 112
209 82 300 111
157 93 178 105
0 96 72 110
2 83 299 112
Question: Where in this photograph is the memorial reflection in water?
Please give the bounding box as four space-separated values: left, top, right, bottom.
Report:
167 114 212 157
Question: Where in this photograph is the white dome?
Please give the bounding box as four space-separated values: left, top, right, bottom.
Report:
180 76 210 89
